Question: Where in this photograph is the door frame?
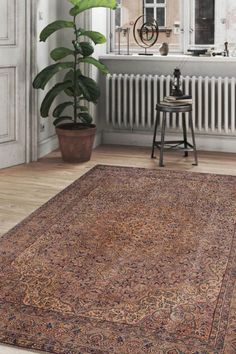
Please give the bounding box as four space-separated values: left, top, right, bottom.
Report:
25 0 38 162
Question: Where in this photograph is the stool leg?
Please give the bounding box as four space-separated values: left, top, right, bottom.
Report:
159 113 166 167
189 112 198 166
182 113 188 157
151 110 159 158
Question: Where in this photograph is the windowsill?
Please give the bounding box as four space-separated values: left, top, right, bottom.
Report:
159 28 172 36
159 28 172 32
140 28 172 34
100 53 236 62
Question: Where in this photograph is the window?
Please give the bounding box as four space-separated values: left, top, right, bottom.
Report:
194 0 215 45
110 0 236 55
115 0 122 27
111 0 181 52
145 0 166 27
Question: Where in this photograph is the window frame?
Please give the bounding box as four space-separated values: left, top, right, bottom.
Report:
176 0 217 52
115 0 122 28
109 0 218 55
144 0 167 28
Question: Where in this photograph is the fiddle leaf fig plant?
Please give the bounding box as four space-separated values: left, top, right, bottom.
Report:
33 0 117 127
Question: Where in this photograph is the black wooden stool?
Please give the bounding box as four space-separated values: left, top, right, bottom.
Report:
151 103 198 167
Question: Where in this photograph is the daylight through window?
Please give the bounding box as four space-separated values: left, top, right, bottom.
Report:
144 0 166 27
110 0 236 55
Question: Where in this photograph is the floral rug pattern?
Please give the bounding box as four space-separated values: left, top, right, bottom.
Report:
0 165 235 353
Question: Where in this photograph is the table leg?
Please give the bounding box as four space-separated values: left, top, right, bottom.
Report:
182 113 188 157
151 110 159 158
159 113 166 167
189 112 198 166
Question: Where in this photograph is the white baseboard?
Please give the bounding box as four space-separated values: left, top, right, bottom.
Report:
102 129 236 153
94 130 102 148
38 135 59 158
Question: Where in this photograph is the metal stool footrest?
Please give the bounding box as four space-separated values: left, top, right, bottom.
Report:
151 103 198 167
154 141 194 152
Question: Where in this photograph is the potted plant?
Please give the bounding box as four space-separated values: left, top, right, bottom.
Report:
33 0 117 162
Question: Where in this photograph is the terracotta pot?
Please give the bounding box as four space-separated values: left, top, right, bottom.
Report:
56 123 96 163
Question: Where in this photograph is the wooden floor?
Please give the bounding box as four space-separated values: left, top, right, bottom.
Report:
0 145 236 353
0 144 236 238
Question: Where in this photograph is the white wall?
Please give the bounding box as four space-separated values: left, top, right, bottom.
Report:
99 55 236 77
215 0 236 51
36 1 101 157
90 8 108 145
36 0 60 157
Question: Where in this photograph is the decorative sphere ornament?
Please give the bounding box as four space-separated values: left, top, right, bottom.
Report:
133 15 159 55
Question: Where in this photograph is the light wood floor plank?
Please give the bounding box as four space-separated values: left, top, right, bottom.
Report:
0 145 236 238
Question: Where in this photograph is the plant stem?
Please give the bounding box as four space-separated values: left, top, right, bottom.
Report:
73 15 78 124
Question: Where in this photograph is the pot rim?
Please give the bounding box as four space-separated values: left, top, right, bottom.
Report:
56 122 96 131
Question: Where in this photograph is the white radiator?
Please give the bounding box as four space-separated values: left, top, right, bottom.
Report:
106 73 236 135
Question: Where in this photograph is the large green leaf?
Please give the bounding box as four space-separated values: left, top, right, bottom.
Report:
40 21 74 42
77 42 94 57
64 87 75 97
40 81 72 117
50 47 74 61
78 57 109 74
33 62 74 90
78 112 93 124
77 76 100 102
53 116 73 126
69 0 117 16
79 30 106 44
53 101 74 117
63 69 82 97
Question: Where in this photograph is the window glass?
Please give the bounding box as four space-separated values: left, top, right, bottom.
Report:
146 7 154 21
115 7 121 27
156 7 165 27
195 0 215 44
111 0 236 54
145 0 166 27
112 0 181 53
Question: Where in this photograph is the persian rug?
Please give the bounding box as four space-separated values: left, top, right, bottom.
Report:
0 165 235 354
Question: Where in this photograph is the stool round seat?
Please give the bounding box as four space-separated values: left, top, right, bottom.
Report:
156 103 192 113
